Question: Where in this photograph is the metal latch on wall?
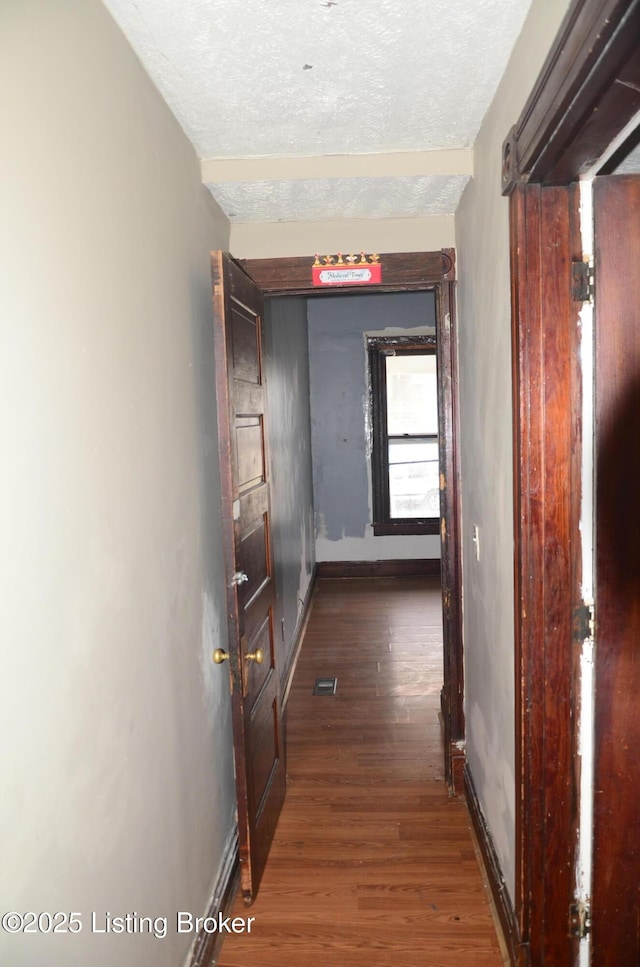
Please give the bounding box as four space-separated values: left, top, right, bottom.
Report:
571 259 595 303
572 602 595 641
569 900 591 939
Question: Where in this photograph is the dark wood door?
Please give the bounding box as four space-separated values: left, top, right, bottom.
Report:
592 174 640 964
211 252 285 903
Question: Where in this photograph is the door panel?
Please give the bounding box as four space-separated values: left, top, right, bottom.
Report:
243 615 272 699
236 419 265 492
248 695 280 814
211 252 286 903
231 307 261 383
592 174 640 964
238 516 269 604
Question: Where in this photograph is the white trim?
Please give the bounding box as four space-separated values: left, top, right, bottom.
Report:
576 178 596 966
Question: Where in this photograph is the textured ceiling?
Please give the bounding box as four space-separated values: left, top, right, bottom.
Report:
216 175 471 222
103 0 534 223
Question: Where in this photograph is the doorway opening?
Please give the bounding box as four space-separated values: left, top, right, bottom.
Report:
212 249 463 914
241 249 463 789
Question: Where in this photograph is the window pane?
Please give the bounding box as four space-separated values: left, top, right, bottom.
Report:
386 353 438 435
388 439 439 518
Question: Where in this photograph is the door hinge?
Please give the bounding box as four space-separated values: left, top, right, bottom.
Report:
573 602 595 641
569 900 591 939
571 259 595 302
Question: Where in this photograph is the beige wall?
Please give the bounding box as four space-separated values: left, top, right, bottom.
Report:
231 215 455 259
454 0 572 902
0 2 235 965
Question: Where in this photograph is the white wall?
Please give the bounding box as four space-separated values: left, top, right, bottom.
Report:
0 2 236 965
454 0 572 901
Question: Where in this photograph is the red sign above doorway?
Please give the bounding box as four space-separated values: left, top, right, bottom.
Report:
312 253 382 286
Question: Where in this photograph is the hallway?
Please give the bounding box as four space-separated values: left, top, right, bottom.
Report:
218 577 504 967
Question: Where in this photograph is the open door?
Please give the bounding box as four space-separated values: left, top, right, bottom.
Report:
591 173 640 964
211 252 286 903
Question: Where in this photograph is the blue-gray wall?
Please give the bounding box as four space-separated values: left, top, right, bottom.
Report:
264 298 315 681
307 292 440 562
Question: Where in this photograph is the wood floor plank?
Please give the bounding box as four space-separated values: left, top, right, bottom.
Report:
217 577 503 966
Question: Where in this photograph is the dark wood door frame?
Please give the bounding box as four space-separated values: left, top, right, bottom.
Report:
508 182 583 966
503 0 640 963
502 0 640 194
239 250 465 790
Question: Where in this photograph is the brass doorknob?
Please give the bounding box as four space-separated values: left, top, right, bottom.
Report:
213 648 230 664
245 648 264 664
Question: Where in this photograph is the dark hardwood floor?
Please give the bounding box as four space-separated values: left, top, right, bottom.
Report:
217 576 504 966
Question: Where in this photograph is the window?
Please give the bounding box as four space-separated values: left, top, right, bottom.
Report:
368 336 440 536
